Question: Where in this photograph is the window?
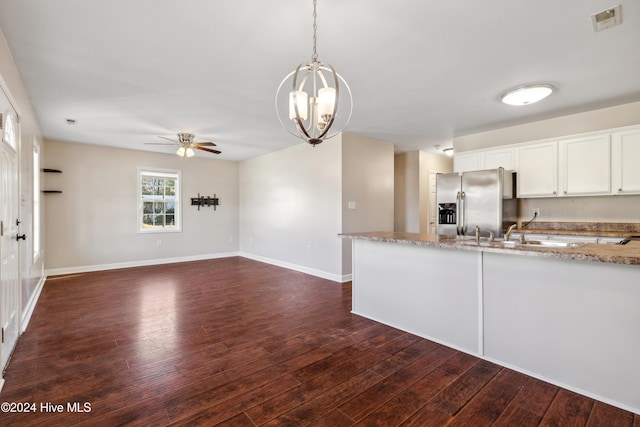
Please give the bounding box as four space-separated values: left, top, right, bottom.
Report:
138 169 181 232
33 141 41 261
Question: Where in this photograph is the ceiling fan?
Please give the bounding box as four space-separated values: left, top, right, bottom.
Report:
145 132 221 158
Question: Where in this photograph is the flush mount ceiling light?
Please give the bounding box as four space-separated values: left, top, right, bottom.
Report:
443 147 454 157
501 84 555 106
275 0 353 146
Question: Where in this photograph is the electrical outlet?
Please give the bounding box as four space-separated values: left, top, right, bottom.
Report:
532 208 540 217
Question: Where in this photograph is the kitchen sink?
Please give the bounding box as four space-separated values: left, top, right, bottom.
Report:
457 238 586 248
502 239 586 248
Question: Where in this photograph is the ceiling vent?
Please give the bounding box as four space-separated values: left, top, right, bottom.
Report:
591 5 622 32
65 118 77 125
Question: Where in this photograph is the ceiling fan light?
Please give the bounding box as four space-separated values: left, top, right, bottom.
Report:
186 147 195 158
501 84 554 106
176 146 186 157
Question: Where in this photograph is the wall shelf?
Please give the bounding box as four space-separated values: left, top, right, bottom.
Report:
42 168 63 193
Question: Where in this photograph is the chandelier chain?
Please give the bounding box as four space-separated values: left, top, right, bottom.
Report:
311 0 318 63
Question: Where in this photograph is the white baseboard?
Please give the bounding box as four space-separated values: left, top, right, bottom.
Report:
44 251 352 283
21 275 46 332
240 252 351 283
44 252 241 277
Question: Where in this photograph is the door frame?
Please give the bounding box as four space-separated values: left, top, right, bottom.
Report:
0 74 23 377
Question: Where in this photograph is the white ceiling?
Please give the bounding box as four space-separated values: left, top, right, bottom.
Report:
1 0 639 161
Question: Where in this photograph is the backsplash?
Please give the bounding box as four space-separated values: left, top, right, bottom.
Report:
519 195 640 224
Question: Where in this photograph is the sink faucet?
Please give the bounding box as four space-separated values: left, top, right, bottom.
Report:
505 224 517 241
475 226 495 242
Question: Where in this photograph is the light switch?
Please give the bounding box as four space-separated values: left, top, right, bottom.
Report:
348 201 357 209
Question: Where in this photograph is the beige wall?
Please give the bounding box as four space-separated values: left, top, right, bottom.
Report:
239 132 394 281
394 152 420 232
43 140 239 272
239 136 343 279
0 27 45 317
395 151 452 233
454 102 640 225
454 101 640 152
341 132 395 274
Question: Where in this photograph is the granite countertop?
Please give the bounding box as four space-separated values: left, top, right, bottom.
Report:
340 231 640 266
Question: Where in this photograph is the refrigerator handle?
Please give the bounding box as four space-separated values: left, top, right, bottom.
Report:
460 191 466 235
456 191 461 235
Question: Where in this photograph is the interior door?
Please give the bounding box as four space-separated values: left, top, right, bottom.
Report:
1 103 20 371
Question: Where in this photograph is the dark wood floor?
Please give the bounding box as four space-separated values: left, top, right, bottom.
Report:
1 257 638 426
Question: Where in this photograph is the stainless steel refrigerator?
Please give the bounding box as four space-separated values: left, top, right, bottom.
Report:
436 168 517 237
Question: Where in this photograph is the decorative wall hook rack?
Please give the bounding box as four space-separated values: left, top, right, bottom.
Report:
191 193 219 211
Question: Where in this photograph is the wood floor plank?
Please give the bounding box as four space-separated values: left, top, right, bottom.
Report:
447 368 529 426
493 376 559 426
540 389 595 427
338 344 455 422
586 401 635 427
0 257 636 427
428 358 502 416
354 350 477 426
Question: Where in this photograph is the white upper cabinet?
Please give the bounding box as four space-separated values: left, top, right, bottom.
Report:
453 152 482 172
517 142 558 197
483 147 516 170
454 147 516 172
559 134 611 196
454 124 640 197
612 128 640 194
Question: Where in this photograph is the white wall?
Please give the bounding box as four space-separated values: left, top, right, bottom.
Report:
0 26 45 323
239 136 343 280
43 140 239 273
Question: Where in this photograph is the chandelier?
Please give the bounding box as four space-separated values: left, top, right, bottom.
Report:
275 0 352 146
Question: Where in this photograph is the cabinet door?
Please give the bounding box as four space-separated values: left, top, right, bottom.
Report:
484 147 516 170
560 134 611 196
612 128 640 194
453 152 482 173
517 142 558 197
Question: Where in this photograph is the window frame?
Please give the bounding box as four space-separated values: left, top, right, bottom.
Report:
137 168 182 233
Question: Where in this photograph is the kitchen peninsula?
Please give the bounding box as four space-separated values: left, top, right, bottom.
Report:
341 231 640 414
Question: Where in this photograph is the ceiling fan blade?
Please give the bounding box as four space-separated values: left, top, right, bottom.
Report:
158 136 179 143
144 142 177 145
196 146 222 155
194 142 217 147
